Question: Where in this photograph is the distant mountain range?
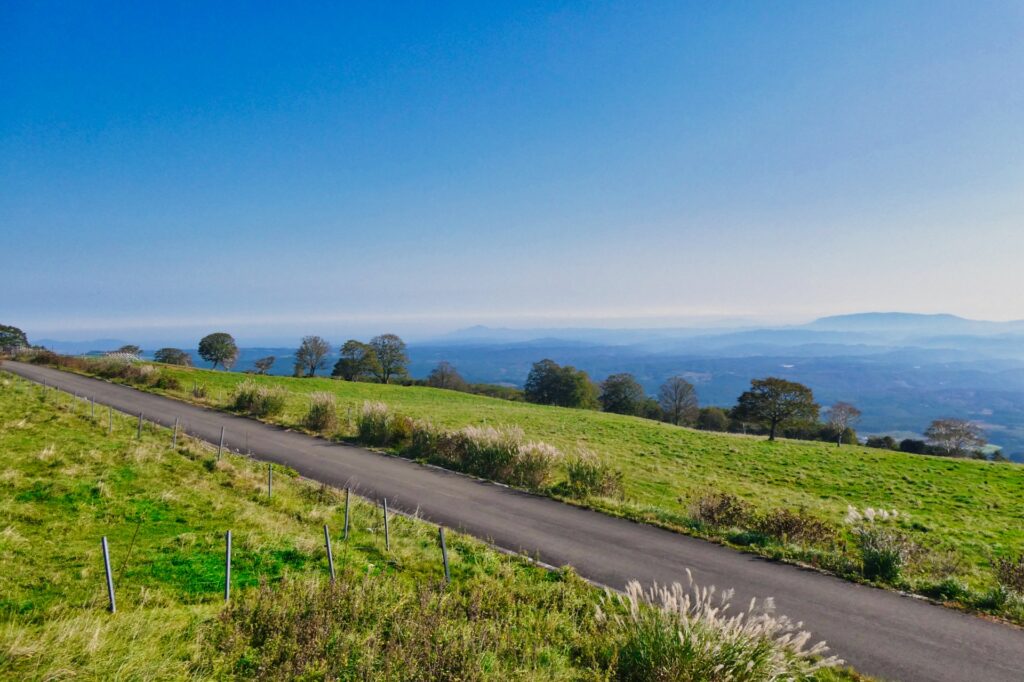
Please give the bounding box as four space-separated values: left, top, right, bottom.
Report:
31 312 1024 458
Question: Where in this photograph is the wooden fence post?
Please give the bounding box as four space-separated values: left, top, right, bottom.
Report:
217 427 225 459
136 412 143 439
343 488 351 540
101 536 116 613
324 525 336 581
439 527 450 583
383 498 390 552
224 530 232 602
108 407 113 435
172 417 179 448
267 462 272 497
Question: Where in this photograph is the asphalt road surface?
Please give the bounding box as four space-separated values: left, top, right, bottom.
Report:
5 361 1023 681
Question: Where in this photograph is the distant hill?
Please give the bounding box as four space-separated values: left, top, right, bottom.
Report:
806 312 1024 337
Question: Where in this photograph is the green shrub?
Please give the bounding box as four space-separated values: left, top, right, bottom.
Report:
920 577 970 602
154 374 181 391
231 379 287 417
563 450 624 500
304 392 338 433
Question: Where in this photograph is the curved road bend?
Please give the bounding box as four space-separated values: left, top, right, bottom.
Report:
4 361 1023 682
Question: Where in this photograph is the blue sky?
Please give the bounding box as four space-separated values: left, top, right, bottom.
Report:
3 1 1023 344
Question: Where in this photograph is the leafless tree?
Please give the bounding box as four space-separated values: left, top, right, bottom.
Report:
925 418 986 457
826 401 862 446
294 336 331 377
658 376 699 425
427 361 468 391
253 356 276 375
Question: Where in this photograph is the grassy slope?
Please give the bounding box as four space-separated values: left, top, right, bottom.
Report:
0 372 858 681
128 364 1024 592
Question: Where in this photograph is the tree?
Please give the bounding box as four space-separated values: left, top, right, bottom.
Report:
599 373 645 415
427 361 468 391
658 376 699 425
153 347 191 366
731 377 819 441
825 401 862 446
198 332 239 370
866 435 898 450
925 418 986 457
332 340 380 381
0 324 29 352
253 356 276 375
368 334 408 384
696 406 730 431
524 359 598 409
116 344 142 356
639 397 664 421
294 335 331 377
899 438 930 455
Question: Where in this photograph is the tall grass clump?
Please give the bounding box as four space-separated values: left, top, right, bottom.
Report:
598 572 840 680
356 401 413 446
405 419 562 491
562 449 624 500
458 425 524 481
846 506 914 583
232 379 288 417
304 392 338 433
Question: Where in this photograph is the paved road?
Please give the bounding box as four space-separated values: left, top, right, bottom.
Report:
5 361 1023 681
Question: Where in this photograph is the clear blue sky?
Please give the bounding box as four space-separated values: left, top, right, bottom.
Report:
3 1 1022 344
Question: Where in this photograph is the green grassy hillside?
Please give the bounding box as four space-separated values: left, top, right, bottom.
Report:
44 356 1024 622
0 371 855 680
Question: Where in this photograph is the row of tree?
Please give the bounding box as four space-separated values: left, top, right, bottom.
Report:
6 321 996 459
519 359 995 458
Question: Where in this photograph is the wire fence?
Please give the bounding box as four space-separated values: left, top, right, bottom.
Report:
20 376 454 614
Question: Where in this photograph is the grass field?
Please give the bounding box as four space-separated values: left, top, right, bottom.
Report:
41 359 1024 621
0 371 857 680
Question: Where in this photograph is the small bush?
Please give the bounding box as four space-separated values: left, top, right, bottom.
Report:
975 585 1010 611
920 577 969 602
27 350 61 366
231 380 287 417
192 383 208 399
754 507 837 546
154 374 181 391
854 527 915 583
563 450 624 500
304 392 338 433
995 554 1024 595
688 491 753 529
